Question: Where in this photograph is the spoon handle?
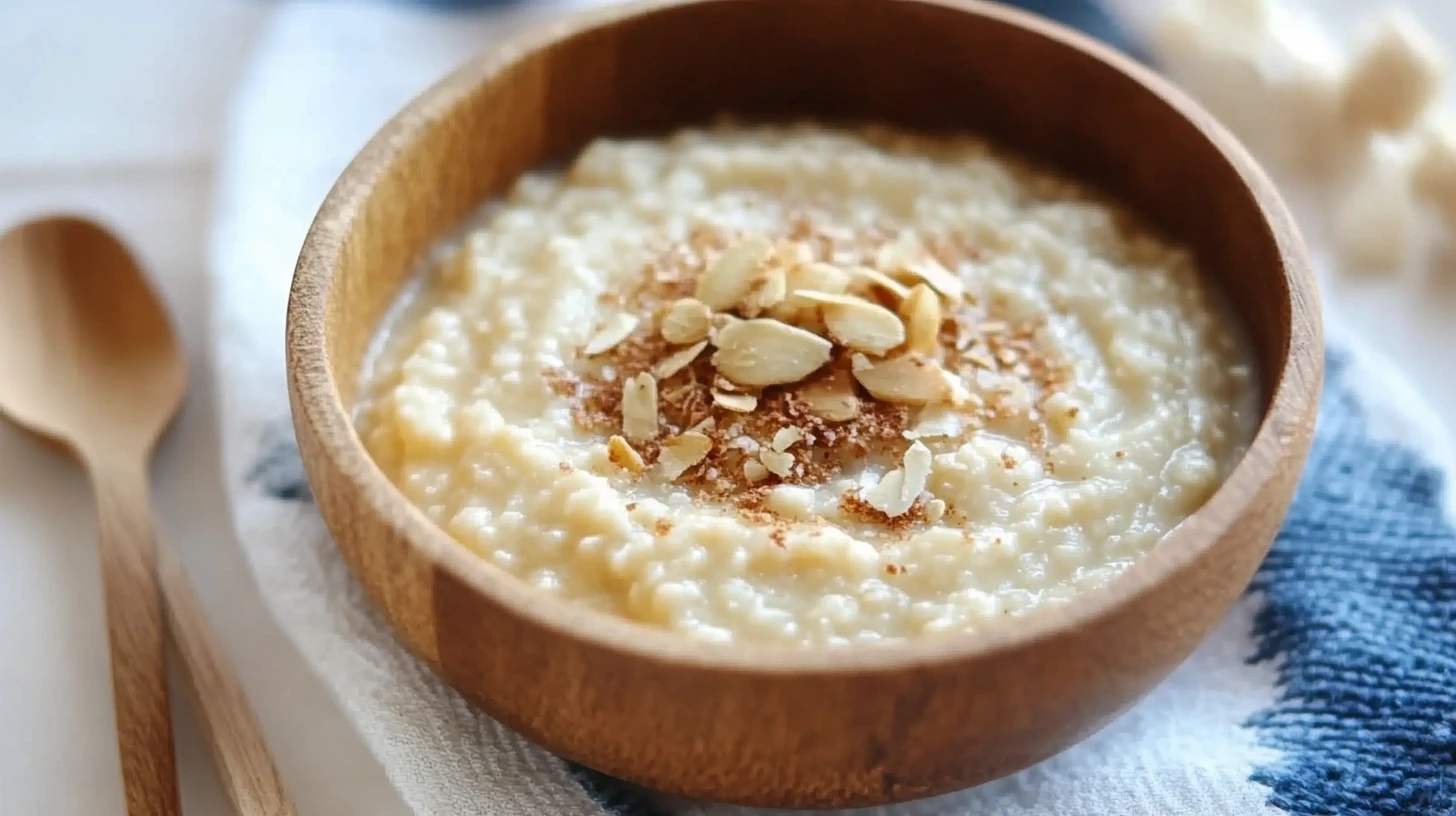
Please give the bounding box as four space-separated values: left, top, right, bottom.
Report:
157 535 297 816
91 467 181 816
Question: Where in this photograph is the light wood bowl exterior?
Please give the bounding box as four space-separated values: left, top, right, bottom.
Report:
286 0 1322 808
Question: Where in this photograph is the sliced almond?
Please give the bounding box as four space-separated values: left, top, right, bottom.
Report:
713 375 742 393
852 354 955 405
583 313 639 356
796 292 905 356
712 390 758 413
901 440 933 502
906 407 963 439
862 469 913 517
759 449 795 478
901 283 942 356
696 236 772 310
652 340 708 379
660 298 713 344
876 235 964 303
709 312 742 341
606 435 645 473
799 369 861 422
772 262 852 322
787 262 851 296
901 257 964 304
740 266 788 317
621 373 659 442
711 318 833 387
771 426 804 452
847 266 912 301
657 432 712 480
776 240 816 269
744 459 771 483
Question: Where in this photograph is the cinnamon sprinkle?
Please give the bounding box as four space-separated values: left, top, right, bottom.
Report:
546 214 1073 533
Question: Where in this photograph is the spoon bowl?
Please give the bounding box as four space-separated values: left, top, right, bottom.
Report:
0 217 186 456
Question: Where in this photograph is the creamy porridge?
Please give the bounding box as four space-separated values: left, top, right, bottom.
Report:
356 124 1259 646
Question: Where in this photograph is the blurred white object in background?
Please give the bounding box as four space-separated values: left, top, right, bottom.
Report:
1148 0 1452 276
1410 115 1456 226
1340 9 1445 135
1334 137 1418 271
1153 0 1352 173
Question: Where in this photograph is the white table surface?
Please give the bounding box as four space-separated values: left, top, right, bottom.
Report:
2 1 1455 814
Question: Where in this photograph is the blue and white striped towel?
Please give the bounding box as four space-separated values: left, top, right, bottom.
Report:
209 1 1456 813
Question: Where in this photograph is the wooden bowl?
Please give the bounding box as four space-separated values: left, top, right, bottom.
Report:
286 0 1322 807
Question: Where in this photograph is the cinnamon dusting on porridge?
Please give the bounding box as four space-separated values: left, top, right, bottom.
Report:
356 124 1259 645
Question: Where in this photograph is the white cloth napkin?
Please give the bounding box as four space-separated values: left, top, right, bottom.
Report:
208 3 1456 814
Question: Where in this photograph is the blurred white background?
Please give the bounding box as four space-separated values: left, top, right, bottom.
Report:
2 1 1454 814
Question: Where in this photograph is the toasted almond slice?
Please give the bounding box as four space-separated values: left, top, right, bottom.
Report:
901 283 942 356
787 262 851 296
606 435 645 473
875 233 920 272
852 354 955 405
901 257 964 303
583 313 640 356
796 293 905 355
744 459 771 483
776 240 816 269
901 441 933 502
711 318 833 387
713 390 758 412
658 431 712 480
652 340 708 380
709 312 742 341
660 298 713 344
876 235 964 303
760 449 795 478
772 262 852 322
847 266 912 301
862 469 913 517
697 236 772 310
799 369 861 422
771 426 804 452
741 266 788 317
621 373 659 442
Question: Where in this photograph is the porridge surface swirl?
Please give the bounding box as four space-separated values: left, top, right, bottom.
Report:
356 124 1259 646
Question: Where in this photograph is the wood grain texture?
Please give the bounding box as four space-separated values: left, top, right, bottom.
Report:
287 0 1323 807
160 538 297 816
0 216 294 816
89 462 181 816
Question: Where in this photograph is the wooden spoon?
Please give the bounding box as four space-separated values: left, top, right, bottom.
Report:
0 216 295 816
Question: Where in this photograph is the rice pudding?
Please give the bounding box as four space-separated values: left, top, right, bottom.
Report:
356 124 1259 646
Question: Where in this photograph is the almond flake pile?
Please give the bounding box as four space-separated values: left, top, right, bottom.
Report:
551 214 1072 531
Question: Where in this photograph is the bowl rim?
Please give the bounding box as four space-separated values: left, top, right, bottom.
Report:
289 0 1321 676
